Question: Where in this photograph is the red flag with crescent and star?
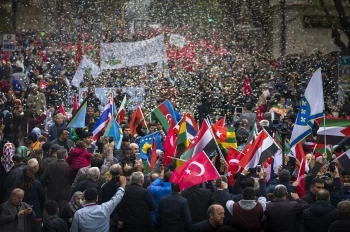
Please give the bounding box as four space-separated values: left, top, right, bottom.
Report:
170 151 220 190
226 146 244 185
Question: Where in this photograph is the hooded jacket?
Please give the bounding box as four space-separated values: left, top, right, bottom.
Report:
299 201 337 232
226 197 266 232
66 147 91 176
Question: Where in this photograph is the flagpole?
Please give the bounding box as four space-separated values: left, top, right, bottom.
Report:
323 113 326 154
206 117 225 160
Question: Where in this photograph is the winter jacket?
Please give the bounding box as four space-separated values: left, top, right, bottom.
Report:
66 147 91 177
227 197 266 232
299 201 337 232
42 216 69 232
330 217 350 232
148 178 172 224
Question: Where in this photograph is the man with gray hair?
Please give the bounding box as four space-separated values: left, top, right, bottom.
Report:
27 158 39 176
129 143 139 154
48 113 67 142
0 188 36 231
263 185 309 232
117 171 156 232
74 167 100 193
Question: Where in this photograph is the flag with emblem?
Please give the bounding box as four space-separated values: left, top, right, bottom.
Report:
334 149 350 175
238 130 281 169
138 131 163 160
293 142 309 197
214 116 226 127
212 124 237 149
170 151 220 190
151 99 178 132
129 106 147 136
179 120 216 160
176 113 199 155
290 68 324 148
163 125 177 166
316 118 350 146
226 146 244 185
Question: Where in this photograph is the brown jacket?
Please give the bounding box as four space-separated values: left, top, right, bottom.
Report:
40 160 71 200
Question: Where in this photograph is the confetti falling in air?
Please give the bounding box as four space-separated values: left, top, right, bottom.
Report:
0 0 345 127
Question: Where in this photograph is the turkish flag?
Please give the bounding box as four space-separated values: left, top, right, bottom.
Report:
170 151 220 190
226 146 244 186
73 93 79 110
294 142 309 197
129 106 146 135
58 104 67 118
163 126 177 166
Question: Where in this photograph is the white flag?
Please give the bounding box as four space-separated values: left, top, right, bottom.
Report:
72 56 101 87
290 69 324 148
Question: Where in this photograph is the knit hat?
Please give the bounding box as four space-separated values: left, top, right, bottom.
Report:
51 144 63 153
84 188 98 201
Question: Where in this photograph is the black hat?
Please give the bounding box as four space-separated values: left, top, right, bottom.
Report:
51 144 63 152
84 188 98 201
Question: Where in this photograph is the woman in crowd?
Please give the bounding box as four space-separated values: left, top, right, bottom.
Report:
16 166 45 232
60 191 83 228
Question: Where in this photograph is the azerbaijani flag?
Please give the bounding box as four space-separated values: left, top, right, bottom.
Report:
151 99 178 132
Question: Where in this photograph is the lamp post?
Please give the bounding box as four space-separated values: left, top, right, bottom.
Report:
280 0 286 56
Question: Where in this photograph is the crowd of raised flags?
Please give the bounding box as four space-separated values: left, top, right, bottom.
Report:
63 67 350 195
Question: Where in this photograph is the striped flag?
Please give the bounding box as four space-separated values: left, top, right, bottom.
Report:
211 124 237 149
179 120 216 160
176 113 199 155
238 130 281 168
335 149 350 175
316 118 350 146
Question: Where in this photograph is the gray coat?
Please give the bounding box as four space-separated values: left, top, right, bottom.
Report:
0 200 36 232
235 111 257 128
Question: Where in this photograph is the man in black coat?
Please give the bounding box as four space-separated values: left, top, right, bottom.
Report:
117 171 156 232
302 178 325 205
181 184 213 224
330 201 350 232
190 204 224 232
263 185 309 232
156 183 192 232
40 149 71 212
299 189 337 232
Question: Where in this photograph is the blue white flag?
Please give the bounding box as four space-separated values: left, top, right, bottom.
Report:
290 69 324 148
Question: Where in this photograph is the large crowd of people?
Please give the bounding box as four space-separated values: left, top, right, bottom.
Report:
0 21 349 232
